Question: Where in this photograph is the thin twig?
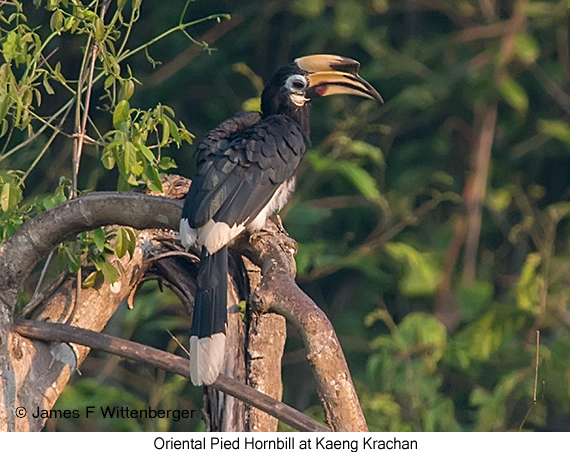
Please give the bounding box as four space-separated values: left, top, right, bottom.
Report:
19 102 74 186
1 100 71 160
462 102 497 285
20 271 68 318
36 46 60 71
518 330 541 431
117 14 230 65
149 14 243 87
31 251 54 302
166 329 190 357
71 42 97 198
533 330 540 402
299 193 454 282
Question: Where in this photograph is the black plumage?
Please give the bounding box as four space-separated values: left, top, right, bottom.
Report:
183 113 305 230
180 55 381 385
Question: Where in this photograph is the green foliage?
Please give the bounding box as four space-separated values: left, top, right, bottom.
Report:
104 102 190 191
56 226 137 285
384 242 442 297
366 313 459 431
0 0 220 287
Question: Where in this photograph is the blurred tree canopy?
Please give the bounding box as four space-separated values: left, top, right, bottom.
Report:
2 0 570 431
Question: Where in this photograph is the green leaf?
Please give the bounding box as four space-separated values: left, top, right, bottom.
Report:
119 79 135 101
0 182 21 212
52 61 65 84
0 94 11 123
457 281 494 321
499 77 528 114
42 75 55 95
241 97 261 112
125 228 137 258
104 74 115 90
136 142 155 163
50 9 64 32
486 187 513 212
344 164 382 201
60 243 82 273
113 99 130 128
100 260 119 284
158 157 177 170
114 227 135 259
165 116 179 143
145 163 163 192
395 85 435 110
2 31 21 63
515 253 542 315
0 120 8 138
348 140 384 165
293 0 325 17
115 228 128 258
126 173 139 186
124 141 142 175
334 0 365 39
395 313 447 372
160 117 170 147
82 270 100 289
307 153 382 202
93 227 106 252
515 33 540 64
101 147 116 170
538 119 570 144
457 305 525 362
94 17 105 42
42 191 67 211
43 197 55 211
385 242 441 297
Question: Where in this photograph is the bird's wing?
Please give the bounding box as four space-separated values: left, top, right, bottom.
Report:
183 112 306 230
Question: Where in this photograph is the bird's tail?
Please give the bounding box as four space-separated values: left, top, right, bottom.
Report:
189 246 228 385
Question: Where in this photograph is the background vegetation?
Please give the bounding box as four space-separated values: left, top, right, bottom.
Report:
1 0 570 431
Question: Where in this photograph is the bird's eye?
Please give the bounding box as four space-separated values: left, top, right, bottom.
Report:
292 79 305 89
286 74 307 92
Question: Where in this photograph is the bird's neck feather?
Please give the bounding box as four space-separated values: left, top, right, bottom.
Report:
261 96 311 142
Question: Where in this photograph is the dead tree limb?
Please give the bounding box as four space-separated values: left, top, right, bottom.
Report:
12 319 329 433
235 223 369 432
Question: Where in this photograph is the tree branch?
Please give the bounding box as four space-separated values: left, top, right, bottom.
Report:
235 223 369 432
12 319 329 433
0 192 182 304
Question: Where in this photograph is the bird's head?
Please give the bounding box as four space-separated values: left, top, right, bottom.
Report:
261 54 382 138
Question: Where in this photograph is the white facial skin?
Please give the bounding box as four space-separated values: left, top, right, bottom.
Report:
285 74 309 107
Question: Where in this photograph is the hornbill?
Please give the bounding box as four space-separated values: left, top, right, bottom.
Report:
180 54 382 386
